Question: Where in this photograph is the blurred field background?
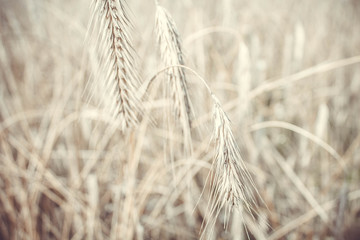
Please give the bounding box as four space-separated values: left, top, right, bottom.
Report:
1 0 360 239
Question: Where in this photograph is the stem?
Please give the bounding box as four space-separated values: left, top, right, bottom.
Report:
144 64 216 101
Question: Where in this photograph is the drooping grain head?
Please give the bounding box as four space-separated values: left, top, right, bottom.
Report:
201 96 257 239
89 0 143 131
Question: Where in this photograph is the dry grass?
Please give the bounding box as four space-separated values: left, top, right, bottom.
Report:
1 0 360 239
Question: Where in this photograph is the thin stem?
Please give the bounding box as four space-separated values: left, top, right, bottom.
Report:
144 64 215 101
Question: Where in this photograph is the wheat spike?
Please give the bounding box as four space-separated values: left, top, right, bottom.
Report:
89 0 143 131
201 95 256 239
155 4 192 150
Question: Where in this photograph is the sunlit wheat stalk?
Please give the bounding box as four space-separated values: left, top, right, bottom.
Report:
151 63 258 239
155 3 192 151
89 0 143 131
